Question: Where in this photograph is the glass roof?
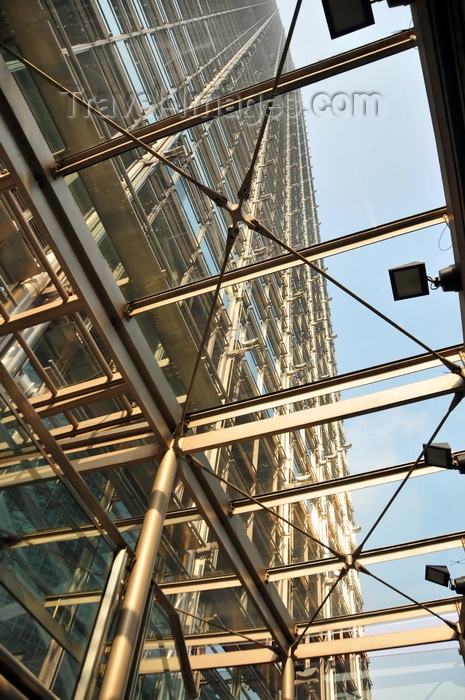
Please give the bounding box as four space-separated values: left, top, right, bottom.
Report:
0 0 464 699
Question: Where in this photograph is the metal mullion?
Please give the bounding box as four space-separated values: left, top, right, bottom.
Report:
71 311 113 381
127 207 447 314
0 169 15 192
73 549 128 700
0 563 85 663
16 322 80 423
0 361 131 554
0 296 82 335
4 190 69 302
54 30 415 174
29 373 125 410
35 381 129 419
12 329 58 394
0 296 11 322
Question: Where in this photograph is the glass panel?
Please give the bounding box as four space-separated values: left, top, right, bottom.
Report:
368 642 465 700
0 584 55 674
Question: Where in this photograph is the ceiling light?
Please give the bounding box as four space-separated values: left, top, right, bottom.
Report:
321 0 375 39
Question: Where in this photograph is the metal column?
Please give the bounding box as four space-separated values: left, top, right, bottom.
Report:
98 446 178 700
282 654 295 700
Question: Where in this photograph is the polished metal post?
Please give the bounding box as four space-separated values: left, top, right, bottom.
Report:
282 653 295 700
98 446 178 700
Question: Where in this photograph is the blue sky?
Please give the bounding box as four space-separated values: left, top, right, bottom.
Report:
276 2 465 697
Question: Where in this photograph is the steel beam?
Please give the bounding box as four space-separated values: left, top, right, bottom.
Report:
0 296 81 335
295 624 458 660
36 594 460 650
139 647 280 675
36 383 129 419
156 531 465 594
268 531 465 582
230 461 443 515
179 373 465 453
1 448 461 550
3 455 456 549
127 207 447 315
54 31 415 175
0 676 28 700
189 344 463 428
29 373 126 412
0 645 59 700
138 624 457 674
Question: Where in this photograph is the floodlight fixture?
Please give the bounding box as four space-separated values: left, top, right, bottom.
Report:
388 262 429 301
425 565 465 595
321 0 411 40
423 443 465 474
389 262 462 301
423 443 454 470
320 0 375 39
425 565 451 588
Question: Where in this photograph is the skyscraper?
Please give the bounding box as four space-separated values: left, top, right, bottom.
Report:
0 1 463 699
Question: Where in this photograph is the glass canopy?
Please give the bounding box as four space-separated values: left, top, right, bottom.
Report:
0 1 464 699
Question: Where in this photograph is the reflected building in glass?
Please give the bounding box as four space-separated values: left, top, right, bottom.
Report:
3 0 446 699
